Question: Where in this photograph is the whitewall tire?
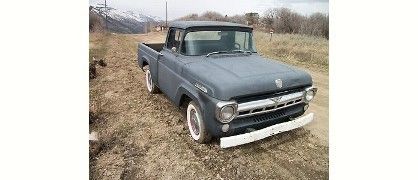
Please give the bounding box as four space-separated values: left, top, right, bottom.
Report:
144 66 159 94
186 101 211 143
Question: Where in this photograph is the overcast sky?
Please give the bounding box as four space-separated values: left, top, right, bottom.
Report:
89 0 328 20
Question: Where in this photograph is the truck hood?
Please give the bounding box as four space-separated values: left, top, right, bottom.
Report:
182 54 312 100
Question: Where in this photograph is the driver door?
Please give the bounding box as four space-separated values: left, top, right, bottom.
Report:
158 28 184 100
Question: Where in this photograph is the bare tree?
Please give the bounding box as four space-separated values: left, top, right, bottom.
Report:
177 13 199 21
301 13 329 38
228 15 246 24
261 9 275 30
245 13 259 25
273 8 304 34
174 8 329 39
200 11 226 21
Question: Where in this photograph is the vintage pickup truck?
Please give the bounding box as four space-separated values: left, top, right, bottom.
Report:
137 21 317 148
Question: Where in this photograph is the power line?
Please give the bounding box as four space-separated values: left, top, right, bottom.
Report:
95 0 112 30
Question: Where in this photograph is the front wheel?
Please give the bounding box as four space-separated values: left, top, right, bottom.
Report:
144 66 159 94
186 101 212 143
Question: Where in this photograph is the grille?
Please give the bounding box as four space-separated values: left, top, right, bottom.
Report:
236 91 305 118
237 108 288 123
235 87 305 104
253 110 286 122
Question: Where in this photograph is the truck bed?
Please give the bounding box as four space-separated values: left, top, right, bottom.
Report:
137 43 164 72
144 43 164 52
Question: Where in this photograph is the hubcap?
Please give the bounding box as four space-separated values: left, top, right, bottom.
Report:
189 109 200 136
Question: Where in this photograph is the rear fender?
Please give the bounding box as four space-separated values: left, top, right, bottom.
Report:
140 57 149 71
139 51 158 84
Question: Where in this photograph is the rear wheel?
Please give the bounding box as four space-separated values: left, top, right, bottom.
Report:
186 101 211 143
144 66 159 94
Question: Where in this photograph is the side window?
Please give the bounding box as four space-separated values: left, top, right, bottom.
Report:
166 28 183 52
166 28 176 49
234 31 248 50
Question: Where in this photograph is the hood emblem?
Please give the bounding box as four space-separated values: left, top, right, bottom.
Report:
270 96 282 103
275 79 283 88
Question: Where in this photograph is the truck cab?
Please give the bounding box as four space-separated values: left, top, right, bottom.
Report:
137 21 317 148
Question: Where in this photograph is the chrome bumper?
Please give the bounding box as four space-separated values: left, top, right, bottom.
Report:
220 113 314 148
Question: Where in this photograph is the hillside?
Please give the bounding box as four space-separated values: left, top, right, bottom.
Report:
90 6 162 34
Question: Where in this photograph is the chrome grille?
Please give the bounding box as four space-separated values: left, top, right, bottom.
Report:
253 110 286 122
236 91 304 118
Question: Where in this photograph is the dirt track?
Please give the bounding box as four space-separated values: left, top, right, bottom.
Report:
89 32 329 179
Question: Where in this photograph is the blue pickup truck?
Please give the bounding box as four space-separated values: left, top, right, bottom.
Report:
137 21 317 148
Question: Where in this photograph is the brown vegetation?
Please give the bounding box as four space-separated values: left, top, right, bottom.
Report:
89 6 105 32
254 31 329 71
177 8 329 39
89 32 110 80
262 8 329 39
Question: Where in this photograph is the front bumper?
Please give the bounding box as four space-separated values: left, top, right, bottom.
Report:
220 113 314 148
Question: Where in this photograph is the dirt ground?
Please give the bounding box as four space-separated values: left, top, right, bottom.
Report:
89 32 329 179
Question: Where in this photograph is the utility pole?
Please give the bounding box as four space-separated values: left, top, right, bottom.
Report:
97 0 111 30
145 19 148 34
104 0 108 29
165 1 168 29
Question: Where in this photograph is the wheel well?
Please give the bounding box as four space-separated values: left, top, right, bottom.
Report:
142 60 149 68
179 94 192 109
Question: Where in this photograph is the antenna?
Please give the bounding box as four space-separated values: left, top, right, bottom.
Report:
165 1 168 29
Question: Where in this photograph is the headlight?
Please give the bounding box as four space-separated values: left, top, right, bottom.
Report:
304 87 317 102
216 101 238 123
220 106 235 120
305 90 315 101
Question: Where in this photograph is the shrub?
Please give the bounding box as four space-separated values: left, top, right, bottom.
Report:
175 8 329 38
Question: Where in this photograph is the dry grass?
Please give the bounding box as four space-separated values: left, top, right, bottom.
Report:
89 32 110 62
254 31 329 72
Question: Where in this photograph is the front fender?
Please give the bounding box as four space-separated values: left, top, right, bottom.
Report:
175 82 224 137
175 83 204 108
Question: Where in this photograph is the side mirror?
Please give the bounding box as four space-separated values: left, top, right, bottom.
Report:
171 47 177 52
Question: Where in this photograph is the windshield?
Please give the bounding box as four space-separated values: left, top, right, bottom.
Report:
181 30 257 56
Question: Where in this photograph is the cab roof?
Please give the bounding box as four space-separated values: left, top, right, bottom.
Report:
169 21 252 30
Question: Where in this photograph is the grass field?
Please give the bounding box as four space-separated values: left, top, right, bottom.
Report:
89 31 329 72
89 32 110 62
254 31 329 72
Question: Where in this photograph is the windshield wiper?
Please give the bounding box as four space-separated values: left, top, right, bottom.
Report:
231 50 253 55
206 51 229 57
206 50 253 57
